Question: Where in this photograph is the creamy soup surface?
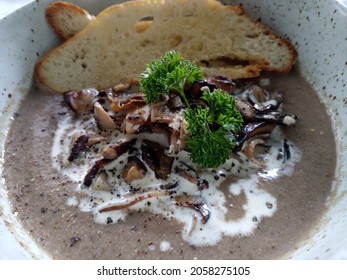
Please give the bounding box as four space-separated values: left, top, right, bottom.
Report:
3 69 336 259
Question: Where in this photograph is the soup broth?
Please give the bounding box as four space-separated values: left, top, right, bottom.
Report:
3 69 336 259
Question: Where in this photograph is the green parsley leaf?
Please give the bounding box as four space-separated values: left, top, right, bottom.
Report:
139 50 203 107
184 89 243 168
140 51 244 168
202 88 244 133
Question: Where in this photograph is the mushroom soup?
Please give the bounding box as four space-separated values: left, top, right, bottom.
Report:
3 69 336 259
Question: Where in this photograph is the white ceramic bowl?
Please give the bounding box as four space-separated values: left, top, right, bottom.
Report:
0 0 346 259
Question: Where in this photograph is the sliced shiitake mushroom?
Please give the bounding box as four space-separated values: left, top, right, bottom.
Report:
68 134 89 162
101 138 136 160
122 156 147 183
93 101 117 130
172 195 211 224
64 88 98 113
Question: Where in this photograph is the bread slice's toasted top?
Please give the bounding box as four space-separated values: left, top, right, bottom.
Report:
45 1 95 41
35 0 297 93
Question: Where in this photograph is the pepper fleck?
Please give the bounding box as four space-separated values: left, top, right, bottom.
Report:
70 236 81 247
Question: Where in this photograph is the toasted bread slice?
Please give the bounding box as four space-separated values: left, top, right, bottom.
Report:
35 0 297 93
45 1 95 41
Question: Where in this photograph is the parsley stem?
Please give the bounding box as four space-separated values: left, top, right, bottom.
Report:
177 88 190 108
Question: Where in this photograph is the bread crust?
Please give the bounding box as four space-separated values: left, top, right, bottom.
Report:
36 0 297 93
239 8 298 73
45 1 94 40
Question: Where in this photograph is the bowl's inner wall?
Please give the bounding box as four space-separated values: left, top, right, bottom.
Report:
0 0 346 259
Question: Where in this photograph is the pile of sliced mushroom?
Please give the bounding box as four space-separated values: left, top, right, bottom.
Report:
63 76 297 224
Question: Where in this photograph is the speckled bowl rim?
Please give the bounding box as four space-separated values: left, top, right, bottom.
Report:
0 0 346 259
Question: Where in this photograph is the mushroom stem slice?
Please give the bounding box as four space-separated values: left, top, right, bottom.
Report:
83 158 111 187
98 191 168 213
64 88 98 113
101 138 136 160
122 156 147 183
68 134 89 162
255 111 297 125
173 195 211 224
94 101 117 130
235 121 276 152
93 171 112 192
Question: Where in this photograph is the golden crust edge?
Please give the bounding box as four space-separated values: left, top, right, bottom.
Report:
36 0 298 93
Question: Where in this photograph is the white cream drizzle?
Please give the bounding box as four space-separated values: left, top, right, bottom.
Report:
54 112 301 247
160 240 171 252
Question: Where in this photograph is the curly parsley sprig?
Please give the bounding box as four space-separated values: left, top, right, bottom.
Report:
184 89 243 168
139 51 243 168
139 50 203 107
